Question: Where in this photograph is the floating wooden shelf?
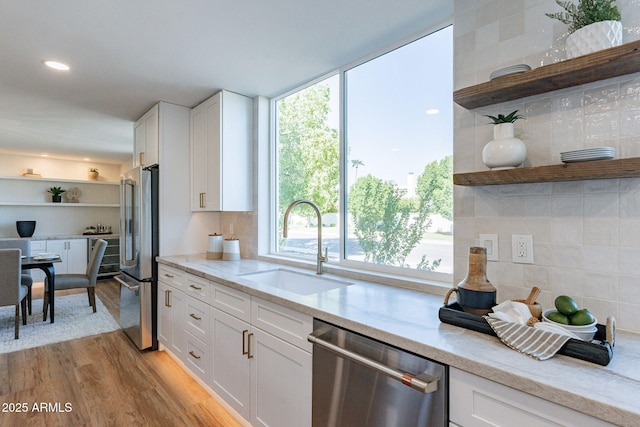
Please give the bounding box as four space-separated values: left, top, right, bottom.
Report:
453 157 640 186
0 202 119 207
454 40 640 109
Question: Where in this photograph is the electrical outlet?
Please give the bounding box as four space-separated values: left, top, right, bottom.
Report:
479 234 499 261
511 235 534 264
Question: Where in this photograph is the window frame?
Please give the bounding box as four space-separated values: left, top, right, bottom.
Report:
262 21 453 287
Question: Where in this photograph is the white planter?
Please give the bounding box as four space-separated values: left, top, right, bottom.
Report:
565 20 622 59
482 123 526 170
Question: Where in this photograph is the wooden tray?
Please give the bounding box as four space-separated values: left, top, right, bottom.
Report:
439 303 613 366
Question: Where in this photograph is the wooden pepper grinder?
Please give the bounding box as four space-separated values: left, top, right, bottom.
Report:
456 246 496 315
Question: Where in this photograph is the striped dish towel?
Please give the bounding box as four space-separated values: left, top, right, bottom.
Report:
485 317 571 361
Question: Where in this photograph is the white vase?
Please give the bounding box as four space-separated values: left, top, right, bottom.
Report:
482 123 526 170
565 21 622 59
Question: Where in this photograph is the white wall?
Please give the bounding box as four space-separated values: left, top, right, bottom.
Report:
453 0 640 333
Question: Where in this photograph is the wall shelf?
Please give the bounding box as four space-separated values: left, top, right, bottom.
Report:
0 175 119 186
454 40 640 109
453 157 640 186
0 202 119 207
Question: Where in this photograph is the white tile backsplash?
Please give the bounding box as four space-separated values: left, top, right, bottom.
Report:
454 0 640 332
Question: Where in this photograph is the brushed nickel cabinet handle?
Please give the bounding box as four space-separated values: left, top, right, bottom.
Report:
189 313 201 321
164 273 174 278
189 351 201 360
165 290 172 307
189 284 202 291
139 152 145 166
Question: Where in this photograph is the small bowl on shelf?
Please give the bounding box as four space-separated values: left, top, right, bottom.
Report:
542 309 597 341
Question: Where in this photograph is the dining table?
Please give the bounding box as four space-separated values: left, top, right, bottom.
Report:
21 255 61 323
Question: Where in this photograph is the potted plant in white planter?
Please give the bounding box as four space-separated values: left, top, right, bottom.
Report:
546 0 622 59
482 111 527 170
47 186 66 203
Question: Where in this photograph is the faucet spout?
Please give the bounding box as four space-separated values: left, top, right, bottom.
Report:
283 199 328 274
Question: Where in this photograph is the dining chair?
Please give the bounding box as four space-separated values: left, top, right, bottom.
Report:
0 239 34 314
43 239 107 319
0 249 29 339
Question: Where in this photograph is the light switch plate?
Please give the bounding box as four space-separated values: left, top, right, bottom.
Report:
479 234 499 261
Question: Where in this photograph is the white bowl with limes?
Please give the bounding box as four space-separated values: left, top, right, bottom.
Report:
542 309 597 341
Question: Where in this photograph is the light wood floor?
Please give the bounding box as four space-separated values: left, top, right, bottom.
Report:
0 279 241 427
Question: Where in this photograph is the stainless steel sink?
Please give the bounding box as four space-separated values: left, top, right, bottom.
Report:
240 268 352 295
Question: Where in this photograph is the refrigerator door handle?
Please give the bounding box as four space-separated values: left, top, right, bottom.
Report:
120 178 137 267
115 275 140 291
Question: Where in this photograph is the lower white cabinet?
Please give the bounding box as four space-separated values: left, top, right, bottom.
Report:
158 266 313 427
450 368 616 427
158 279 186 359
46 239 87 274
29 238 87 282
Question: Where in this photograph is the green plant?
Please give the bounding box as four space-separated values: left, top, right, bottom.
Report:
47 186 66 195
546 0 621 34
88 168 98 172
484 110 524 124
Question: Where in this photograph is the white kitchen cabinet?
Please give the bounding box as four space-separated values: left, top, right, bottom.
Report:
158 265 187 359
134 103 159 167
46 239 87 274
449 367 616 427
29 240 48 282
210 306 252 418
251 326 312 427
190 90 253 211
210 301 312 427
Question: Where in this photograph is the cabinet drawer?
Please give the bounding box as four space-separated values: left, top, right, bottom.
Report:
251 297 313 352
30 240 47 252
184 296 211 345
184 332 211 384
210 281 251 322
185 274 211 303
158 265 186 290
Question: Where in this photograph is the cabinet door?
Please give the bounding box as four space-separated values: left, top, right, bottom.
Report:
46 240 68 273
169 288 186 359
158 281 174 347
210 307 251 420
134 104 159 167
190 94 220 211
67 239 88 274
251 327 312 427
29 240 47 282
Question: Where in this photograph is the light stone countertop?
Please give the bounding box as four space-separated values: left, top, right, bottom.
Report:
157 254 640 426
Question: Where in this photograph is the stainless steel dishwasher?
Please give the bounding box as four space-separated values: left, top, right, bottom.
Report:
308 320 447 427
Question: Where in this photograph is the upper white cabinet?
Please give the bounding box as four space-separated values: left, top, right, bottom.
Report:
190 90 253 212
134 103 159 168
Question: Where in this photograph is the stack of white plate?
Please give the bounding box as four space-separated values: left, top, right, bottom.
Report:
560 147 615 163
489 64 531 80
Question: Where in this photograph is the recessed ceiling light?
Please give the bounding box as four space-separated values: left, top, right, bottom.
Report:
83 158 91 161
426 109 440 115
41 153 49 157
43 60 70 71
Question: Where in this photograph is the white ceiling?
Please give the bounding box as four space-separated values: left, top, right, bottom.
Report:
0 0 452 164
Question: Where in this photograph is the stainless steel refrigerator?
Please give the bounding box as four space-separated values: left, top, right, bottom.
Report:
115 165 158 350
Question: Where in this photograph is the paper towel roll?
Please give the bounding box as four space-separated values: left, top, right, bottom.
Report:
207 234 223 260
222 238 240 261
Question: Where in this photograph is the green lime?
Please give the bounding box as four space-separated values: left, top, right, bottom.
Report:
555 295 579 316
570 309 595 325
546 311 570 325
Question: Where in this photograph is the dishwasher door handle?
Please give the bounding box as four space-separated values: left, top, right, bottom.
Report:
115 275 140 292
308 332 438 394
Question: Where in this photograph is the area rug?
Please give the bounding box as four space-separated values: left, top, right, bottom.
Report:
0 294 120 354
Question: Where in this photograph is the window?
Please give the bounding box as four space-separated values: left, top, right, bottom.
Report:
273 25 453 280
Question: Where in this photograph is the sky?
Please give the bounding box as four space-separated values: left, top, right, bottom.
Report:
325 25 453 187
